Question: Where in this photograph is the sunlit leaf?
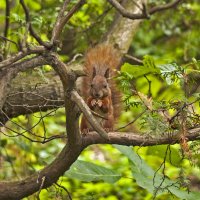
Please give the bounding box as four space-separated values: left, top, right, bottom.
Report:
65 160 121 183
114 145 200 199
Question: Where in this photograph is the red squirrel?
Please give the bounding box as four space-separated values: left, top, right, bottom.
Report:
80 44 121 133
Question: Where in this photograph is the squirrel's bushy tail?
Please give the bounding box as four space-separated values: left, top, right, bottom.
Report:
83 44 122 121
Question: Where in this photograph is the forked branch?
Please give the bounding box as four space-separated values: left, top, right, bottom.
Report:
107 0 182 20
51 0 86 44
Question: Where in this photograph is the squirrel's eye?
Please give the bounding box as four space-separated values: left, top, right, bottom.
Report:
91 84 94 88
104 85 107 88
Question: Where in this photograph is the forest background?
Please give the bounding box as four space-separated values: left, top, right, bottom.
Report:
0 0 200 199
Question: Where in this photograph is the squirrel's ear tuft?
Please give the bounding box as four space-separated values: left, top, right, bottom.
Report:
104 68 110 79
92 67 96 78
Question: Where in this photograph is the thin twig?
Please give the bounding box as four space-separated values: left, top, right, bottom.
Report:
149 0 182 15
124 54 143 65
39 108 47 143
55 182 72 200
153 144 170 198
0 124 66 143
116 109 147 131
144 75 152 98
169 99 200 124
3 0 11 57
19 0 50 48
0 109 66 143
4 0 10 38
0 36 19 50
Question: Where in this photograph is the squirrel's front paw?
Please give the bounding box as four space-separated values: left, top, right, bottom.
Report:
91 99 97 107
96 100 102 107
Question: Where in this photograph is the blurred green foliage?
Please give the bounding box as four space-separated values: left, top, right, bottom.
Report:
1 0 200 200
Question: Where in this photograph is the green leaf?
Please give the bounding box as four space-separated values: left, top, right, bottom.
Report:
121 63 159 78
143 55 157 69
114 145 200 199
159 63 183 84
121 58 160 78
159 63 179 74
114 145 160 194
11 13 25 24
65 160 121 183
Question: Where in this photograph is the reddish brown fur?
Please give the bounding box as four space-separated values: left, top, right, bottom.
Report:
81 44 122 133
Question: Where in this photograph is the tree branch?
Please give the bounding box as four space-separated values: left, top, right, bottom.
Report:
104 0 147 54
82 127 200 147
0 36 19 50
71 90 109 139
50 0 71 43
51 0 86 44
0 55 47 109
149 0 182 15
0 46 46 68
3 0 11 58
0 143 83 200
107 0 182 20
19 0 50 48
123 54 143 65
1 125 200 199
4 0 10 39
46 53 82 146
107 0 149 20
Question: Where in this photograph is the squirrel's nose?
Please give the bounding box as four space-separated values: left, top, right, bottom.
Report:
94 93 100 98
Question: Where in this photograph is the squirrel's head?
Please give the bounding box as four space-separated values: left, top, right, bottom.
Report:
90 67 111 99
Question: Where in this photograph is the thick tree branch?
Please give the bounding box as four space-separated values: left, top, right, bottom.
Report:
8 55 47 75
82 127 200 147
0 143 83 200
1 72 64 123
71 90 109 139
0 55 47 109
1 125 199 199
46 53 82 146
0 61 84 123
0 46 46 68
0 53 83 199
